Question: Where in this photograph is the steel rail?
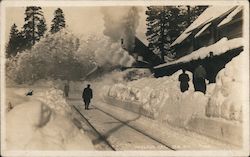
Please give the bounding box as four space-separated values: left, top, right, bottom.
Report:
72 105 116 151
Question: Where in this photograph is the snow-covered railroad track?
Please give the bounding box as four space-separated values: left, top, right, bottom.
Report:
92 105 176 151
71 103 175 150
72 105 116 150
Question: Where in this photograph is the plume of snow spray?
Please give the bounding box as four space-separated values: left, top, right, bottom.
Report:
78 35 135 68
101 7 140 63
78 7 142 71
94 38 135 67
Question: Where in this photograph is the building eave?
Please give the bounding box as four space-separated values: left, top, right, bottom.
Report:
155 37 243 69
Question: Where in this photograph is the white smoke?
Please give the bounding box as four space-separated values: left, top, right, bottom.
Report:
77 7 142 69
94 38 135 67
78 35 135 68
102 7 140 52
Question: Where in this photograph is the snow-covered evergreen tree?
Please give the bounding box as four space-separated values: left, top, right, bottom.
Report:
146 6 184 62
146 6 207 62
188 6 208 24
23 6 47 49
6 30 97 83
6 24 19 57
50 8 66 34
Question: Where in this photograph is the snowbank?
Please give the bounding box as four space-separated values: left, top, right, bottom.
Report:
104 50 245 126
6 87 94 150
94 50 245 146
206 51 245 122
105 70 210 127
83 69 153 102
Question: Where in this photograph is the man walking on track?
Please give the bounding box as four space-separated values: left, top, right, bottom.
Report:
82 84 93 110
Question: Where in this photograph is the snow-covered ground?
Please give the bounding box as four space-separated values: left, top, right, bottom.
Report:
4 50 246 150
105 70 209 127
5 86 94 150
206 50 245 122
99 51 246 146
103 52 245 124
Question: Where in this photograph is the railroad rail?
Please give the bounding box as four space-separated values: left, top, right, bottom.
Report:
72 104 176 151
72 105 116 151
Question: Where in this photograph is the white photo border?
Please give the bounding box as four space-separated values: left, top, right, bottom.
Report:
1 0 249 156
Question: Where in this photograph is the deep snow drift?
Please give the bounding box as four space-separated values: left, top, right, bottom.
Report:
6 87 94 150
103 51 245 127
206 50 245 122
105 70 209 127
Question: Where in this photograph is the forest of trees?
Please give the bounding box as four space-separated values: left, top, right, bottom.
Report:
5 5 209 83
146 6 208 62
6 6 207 62
6 7 66 57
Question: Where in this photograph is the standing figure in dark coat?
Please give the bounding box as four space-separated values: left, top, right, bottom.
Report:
178 69 190 93
64 82 69 98
193 64 207 94
205 52 217 83
82 84 93 110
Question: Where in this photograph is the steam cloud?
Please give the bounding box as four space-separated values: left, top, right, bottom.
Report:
102 7 140 52
94 39 135 67
79 35 135 68
83 6 142 68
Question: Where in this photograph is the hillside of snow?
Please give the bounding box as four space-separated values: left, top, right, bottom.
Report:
6 87 94 150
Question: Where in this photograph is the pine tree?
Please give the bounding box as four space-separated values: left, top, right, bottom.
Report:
146 7 164 61
146 6 207 62
6 24 19 57
37 16 47 38
189 6 208 24
50 8 66 34
146 6 184 62
23 6 47 49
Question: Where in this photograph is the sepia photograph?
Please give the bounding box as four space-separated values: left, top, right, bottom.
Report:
0 0 249 156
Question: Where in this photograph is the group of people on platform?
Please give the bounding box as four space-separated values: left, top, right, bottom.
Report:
178 64 207 94
63 62 208 110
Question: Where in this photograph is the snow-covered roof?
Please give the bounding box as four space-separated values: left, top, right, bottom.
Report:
218 6 243 27
136 33 149 46
171 6 237 47
194 23 211 38
155 37 243 69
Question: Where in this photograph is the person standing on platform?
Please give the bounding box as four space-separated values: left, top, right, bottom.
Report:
193 64 207 94
178 69 190 93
